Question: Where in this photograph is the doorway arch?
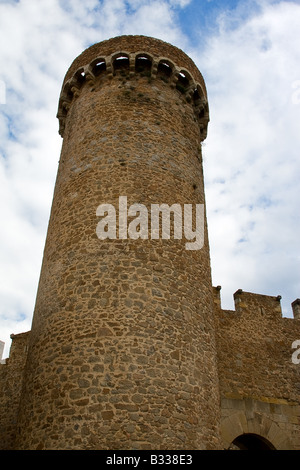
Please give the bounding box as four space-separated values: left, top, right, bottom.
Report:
220 404 291 449
230 433 276 450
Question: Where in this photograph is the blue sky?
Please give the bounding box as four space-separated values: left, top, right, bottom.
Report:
0 0 300 358
177 0 250 40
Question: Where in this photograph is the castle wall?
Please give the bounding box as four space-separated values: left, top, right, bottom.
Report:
0 332 30 450
0 36 298 451
213 288 300 449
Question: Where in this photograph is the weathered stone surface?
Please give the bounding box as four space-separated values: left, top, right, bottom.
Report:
0 36 299 451
6 35 219 451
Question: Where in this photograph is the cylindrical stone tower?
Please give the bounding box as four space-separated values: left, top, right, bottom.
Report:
15 36 221 450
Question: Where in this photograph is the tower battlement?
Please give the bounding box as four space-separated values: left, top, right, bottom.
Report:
292 299 300 320
213 285 300 321
57 35 209 139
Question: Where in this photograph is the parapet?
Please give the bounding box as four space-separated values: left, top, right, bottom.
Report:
0 340 5 364
0 332 30 366
213 286 299 321
292 299 300 320
233 289 283 319
57 35 209 139
63 35 207 92
213 285 222 310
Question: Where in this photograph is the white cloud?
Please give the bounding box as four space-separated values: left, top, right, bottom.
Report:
193 1 300 312
169 0 191 6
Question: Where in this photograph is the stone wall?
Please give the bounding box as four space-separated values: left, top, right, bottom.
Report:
213 287 300 449
0 332 30 450
0 36 299 451
13 36 221 450
220 397 300 450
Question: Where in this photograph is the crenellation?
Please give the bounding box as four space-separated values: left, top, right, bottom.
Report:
233 290 283 319
212 285 222 310
214 288 300 321
292 299 300 320
0 340 5 364
57 47 208 140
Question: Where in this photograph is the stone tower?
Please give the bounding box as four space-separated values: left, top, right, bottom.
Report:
14 35 221 450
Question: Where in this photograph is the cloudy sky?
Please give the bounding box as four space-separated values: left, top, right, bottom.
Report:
0 0 299 358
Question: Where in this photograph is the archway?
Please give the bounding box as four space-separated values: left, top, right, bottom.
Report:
230 433 276 450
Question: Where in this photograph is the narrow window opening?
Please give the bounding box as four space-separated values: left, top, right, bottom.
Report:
199 108 205 119
176 71 190 94
114 56 130 71
73 69 86 87
157 61 172 80
66 88 73 101
193 89 201 105
63 83 73 102
136 56 152 75
178 72 189 86
199 102 208 120
92 60 106 76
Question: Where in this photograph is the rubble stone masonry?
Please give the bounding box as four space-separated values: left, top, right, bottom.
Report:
0 36 299 450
